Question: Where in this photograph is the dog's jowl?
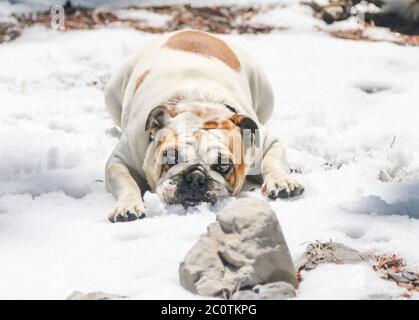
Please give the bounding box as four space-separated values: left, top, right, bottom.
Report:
104 29 304 222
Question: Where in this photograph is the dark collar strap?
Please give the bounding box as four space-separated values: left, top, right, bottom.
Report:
224 104 237 114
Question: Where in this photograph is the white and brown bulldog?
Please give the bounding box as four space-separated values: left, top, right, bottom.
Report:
104 30 304 223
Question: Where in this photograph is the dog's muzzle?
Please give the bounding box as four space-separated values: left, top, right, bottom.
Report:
177 166 211 207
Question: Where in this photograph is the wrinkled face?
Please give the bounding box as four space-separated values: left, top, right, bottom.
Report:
143 103 257 207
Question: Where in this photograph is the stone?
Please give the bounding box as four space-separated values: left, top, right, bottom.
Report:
66 290 125 300
232 281 296 300
296 241 365 271
402 272 417 282
179 198 297 298
322 5 346 24
388 272 410 283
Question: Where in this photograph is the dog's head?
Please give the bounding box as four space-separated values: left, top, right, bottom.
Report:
143 101 259 207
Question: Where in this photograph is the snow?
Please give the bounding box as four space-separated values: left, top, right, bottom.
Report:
249 2 321 31
112 9 172 27
1 1 419 300
297 263 405 300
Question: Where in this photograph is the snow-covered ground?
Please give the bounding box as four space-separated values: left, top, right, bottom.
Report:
0 1 419 300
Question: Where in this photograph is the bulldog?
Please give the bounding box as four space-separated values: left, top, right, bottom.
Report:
104 30 304 223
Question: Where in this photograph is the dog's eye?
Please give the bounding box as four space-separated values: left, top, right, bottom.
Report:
212 161 234 175
163 148 179 167
217 164 232 173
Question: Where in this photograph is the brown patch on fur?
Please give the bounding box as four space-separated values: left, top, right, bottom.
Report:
230 161 246 195
203 120 219 130
203 118 238 131
229 114 247 125
177 104 223 118
227 132 246 194
220 119 237 130
166 105 178 117
156 134 167 147
187 106 207 118
135 70 150 92
226 169 235 188
155 130 179 178
164 30 241 72
156 128 178 147
202 116 246 193
221 150 245 195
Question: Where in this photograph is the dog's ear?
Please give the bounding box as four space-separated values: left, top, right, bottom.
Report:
145 106 176 141
145 106 170 131
230 114 260 149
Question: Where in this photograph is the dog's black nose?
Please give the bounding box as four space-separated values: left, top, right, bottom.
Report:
185 170 206 190
179 169 210 207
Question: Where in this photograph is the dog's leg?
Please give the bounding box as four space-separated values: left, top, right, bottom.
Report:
105 157 146 223
261 137 304 199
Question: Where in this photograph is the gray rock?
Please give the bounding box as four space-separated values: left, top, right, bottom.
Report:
232 281 296 300
402 272 417 282
179 198 297 298
322 5 346 24
66 291 125 300
388 272 410 283
306 1 353 24
296 241 365 271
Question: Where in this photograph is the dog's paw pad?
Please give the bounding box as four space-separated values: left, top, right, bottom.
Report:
262 177 304 200
108 204 146 223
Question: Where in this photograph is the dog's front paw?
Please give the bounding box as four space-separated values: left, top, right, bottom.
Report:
108 200 146 223
261 174 304 200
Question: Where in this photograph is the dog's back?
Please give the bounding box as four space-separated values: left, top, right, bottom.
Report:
105 30 274 131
